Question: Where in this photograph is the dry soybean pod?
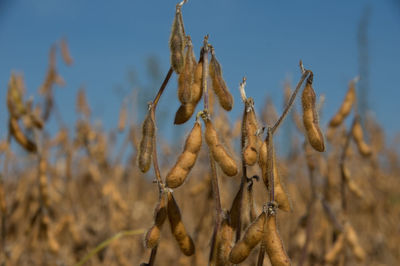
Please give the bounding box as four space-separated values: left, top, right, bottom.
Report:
174 50 204 125
167 192 195 256
204 117 238 176
329 80 356 127
169 5 185 74
264 212 291 266
9 117 37 153
344 222 366 261
301 72 325 152
138 109 155 173
215 216 234 266
174 103 196 125
324 233 345 263
7 73 26 119
229 211 266 264
144 193 167 248
177 36 196 104
243 97 261 166
60 38 74 65
166 121 202 188
209 47 233 111
352 117 372 156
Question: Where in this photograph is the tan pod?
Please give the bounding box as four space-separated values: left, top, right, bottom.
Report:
204 119 238 176
345 223 366 262
209 49 233 111
145 195 167 248
264 214 291 266
324 233 345 263
215 218 234 266
174 52 204 125
329 82 356 127
178 38 196 104
301 75 325 152
169 7 185 74
166 122 202 188
352 119 372 156
243 98 261 166
229 212 266 264
9 117 37 153
138 112 155 173
167 192 195 256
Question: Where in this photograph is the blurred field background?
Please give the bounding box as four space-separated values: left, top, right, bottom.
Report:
0 1 400 265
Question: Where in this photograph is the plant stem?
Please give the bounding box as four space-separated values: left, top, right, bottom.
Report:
150 67 173 191
148 245 158 266
201 35 223 263
339 118 355 213
75 229 145 266
152 67 173 109
271 70 310 134
298 152 316 266
266 127 275 202
207 150 222 263
202 35 210 111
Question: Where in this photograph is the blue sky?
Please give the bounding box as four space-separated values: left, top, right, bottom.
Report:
1 0 400 144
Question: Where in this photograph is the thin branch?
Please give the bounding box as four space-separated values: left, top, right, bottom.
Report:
236 77 249 241
271 69 310 134
148 245 158 266
207 152 222 263
75 229 145 266
266 127 275 202
202 35 210 111
152 67 173 109
298 145 317 266
339 117 356 213
148 67 174 191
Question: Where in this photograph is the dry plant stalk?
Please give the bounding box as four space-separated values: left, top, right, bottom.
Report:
301 73 325 152
38 155 51 209
166 121 202 188
117 102 127 132
266 131 291 212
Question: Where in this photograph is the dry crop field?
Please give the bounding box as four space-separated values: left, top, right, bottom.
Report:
1 1 400 266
